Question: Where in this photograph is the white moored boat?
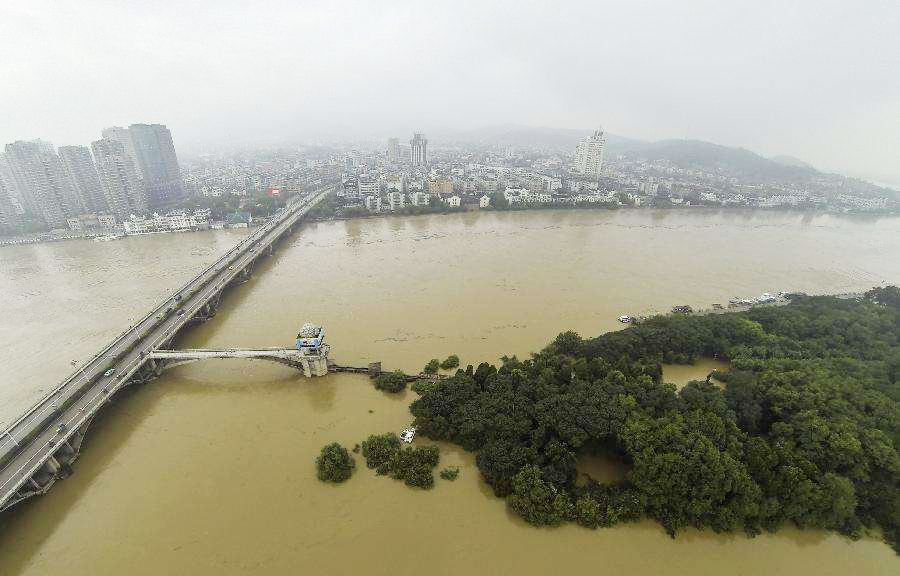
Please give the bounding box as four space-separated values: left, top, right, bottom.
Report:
400 427 416 443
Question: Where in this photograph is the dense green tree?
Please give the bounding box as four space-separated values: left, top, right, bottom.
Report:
361 433 402 473
553 331 583 356
388 444 440 489
574 494 602 528
507 465 573 526
316 443 355 483
440 467 460 481
374 370 407 393
424 359 441 374
411 378 439 395
440 355 460 370
360 433 440 489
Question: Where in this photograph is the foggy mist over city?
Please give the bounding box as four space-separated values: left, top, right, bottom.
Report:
2 0 898 184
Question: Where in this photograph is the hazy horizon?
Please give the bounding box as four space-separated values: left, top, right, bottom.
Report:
2 1 898 184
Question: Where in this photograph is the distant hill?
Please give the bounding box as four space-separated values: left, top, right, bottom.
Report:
610 139 817 181
617 140 899 197
770 155 815 170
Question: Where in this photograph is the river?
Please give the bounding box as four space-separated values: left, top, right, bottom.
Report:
1 209 898 575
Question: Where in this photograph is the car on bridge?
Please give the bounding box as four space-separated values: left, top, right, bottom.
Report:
103 368 116 377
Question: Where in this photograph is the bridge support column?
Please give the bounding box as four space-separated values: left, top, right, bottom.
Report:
299 355 328 377
43 456 61 475
312 356 328 376
147 358 162 376
200 301 216 320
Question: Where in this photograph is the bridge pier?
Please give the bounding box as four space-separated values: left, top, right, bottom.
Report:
57 440 75 458
43 455 61 475
298 354 328 377
194 299 220 322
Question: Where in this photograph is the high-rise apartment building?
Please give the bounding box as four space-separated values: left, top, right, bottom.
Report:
100 126 140 169
574 128 606 177
409 132 427 166
101 123 185 210
387 137 401 162
58 145 108 214
0 175 20 234
127 124 185 208
0 153 24 216
4 141 83 228
92 138 147 220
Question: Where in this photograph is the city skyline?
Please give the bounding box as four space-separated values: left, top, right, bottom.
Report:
1 1 898 186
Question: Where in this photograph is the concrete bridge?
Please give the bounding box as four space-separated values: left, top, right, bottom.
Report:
0 184 337 514
148 346 330 377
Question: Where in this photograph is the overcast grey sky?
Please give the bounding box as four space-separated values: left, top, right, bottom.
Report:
1 1 898 182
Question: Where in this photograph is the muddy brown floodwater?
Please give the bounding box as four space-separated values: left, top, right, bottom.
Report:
662 358 732 390
1 209 898 575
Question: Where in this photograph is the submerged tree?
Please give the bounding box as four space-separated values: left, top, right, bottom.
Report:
360 432 440 489
507 465 573 526
361 433 402 473
424 359 441 374
440 467 460 481
316 443 355 483
373 370 407 393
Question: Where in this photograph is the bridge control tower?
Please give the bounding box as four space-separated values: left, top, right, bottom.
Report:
295 323 329 377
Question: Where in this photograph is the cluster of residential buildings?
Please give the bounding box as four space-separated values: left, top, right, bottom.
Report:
179 145 339 202
121 209 212 235
328 128 623 214
0 124 185 235
320 127 896 217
